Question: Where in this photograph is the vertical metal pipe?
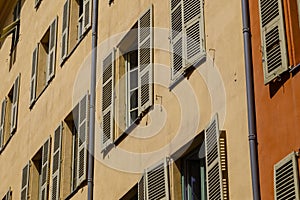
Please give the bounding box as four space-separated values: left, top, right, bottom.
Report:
241 0 261 199
88 0 98 199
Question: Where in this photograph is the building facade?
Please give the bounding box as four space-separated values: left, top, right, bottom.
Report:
0 0 253 199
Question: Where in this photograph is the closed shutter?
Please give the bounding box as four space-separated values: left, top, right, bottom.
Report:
138 6 153 114
11 74 20 134
205 114 224 200
51 123 62 200
274 152 300 200
47 17 58 84
77 94 89 185
83 0 92 32
145 158 169 200
30 45 38 106
101 51 114 149
0 98 7 149
183 0 205 67
40 138 51 200
21 162 30 200
61 0 70 60
138 175 145 200
259 0 288 84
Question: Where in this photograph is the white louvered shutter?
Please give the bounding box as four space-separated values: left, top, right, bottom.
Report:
21 162 30 200
205 114 224 200
274 152 300 200
138 7 153 114
30 45 38 106
77 94 89 185
83 0 92 32
11 74 20 134
170 0 184 80
40 138 51 200
61 0 70 60
138 175 145 200
145 158 169 200
101 52 114 149
183 0 205 67
47 17 58 84
51 123 63 200
0 98 7 149
259 0 288 84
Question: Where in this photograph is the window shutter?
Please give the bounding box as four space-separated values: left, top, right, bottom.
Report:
51 123 63 200
83 0 92 32
259 0 288 84
47 17 58 84
145 158 169 200
205 114 224 200
170 0 184 80
21 162 30 200
182 0 205 67
274 152 300 200
101 51 114 149
138 6 153 114
138 175 145 200
11 74 20 134
5 187 12 200
77 94 89 186
61 0 70 61
0 98 7 149
40 138 51 200
30 45 38 106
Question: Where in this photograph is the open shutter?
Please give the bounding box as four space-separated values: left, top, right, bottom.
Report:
83 0 92 32
21 162 30 200
40 138 51 200
51 123 62 200
5 188 12 200
11 74 20 134
77 94 89 185
30 45 38 106
61 0 70 60
205 114 224 200
101 51 114 149
183 0 205 67
0 98 7 149
47 17 58 83
259 0 288 84
145 158 169 200
274 152 300 200
170 0 184 80
138 6 153 114
138 175 145 200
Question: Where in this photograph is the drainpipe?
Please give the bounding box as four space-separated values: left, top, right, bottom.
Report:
241 0 261 200
88 0 98 199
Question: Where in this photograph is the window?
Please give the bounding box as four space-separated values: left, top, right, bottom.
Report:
274 152 300 200
60 0 92 61
10 0 21 69
120 184 138 200
1 188 12 200
35 0 42 8
170 0 205 81
30 17 57 107
101 6 153 149
0 74 20 151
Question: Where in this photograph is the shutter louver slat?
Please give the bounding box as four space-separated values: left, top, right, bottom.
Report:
47 17 58 83
30 45 38 106
0 98 7 149
21 162 30 200
11 74 20 134
40 138 51 200
61 0 70 60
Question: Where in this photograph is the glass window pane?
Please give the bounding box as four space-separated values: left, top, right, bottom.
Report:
130 69 138 89
129 50 138 70
130 90 138 109
130 109 138 123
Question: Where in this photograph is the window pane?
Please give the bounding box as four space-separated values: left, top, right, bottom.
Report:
129 50 138 70
130 90 138 109
130 109 138 123
130 69 138 89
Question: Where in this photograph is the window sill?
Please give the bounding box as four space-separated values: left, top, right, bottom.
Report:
29 78 53 109
65 180 87 200
0 133 14 154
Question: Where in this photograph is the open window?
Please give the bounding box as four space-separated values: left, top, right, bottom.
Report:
1 188 12 200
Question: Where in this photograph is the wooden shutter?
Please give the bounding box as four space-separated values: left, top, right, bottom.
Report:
61 0 70 60
170 0 184 80
30 45 38 106
83 0 92 32
47 17 58 84
138 6 153 114
77 94 89 185
11 74 20 134
0 98 7 149
40 138 51 200
21 162 30 200
51 123 63 200
274 152 300 200
183 0 205 67
145 158 169 200
259 0 288 84
138 175 145 200
205 114 224 200
101 51 114 149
